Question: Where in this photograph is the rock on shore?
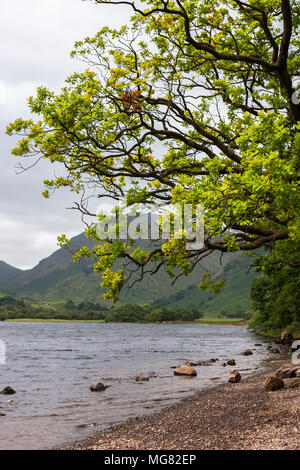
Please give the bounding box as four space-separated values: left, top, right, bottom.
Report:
265 363 300 391
264 376 284 392
174 365 197 376
228 370 241 383
70 368 300 450
283 378 300 389
275 365 299 379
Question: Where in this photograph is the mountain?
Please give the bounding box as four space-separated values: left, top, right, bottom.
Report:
1 233 100 303
0 233 256 315
0 261 23 287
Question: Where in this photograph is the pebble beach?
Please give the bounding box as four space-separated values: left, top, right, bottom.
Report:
71 366 300 451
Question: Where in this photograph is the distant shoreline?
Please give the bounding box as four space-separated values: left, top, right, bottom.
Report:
4 318 247 326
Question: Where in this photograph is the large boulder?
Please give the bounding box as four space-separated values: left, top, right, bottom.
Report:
0 386 16 395
281 331 294 345
275 365 299 379
283 378 300 389
228 370 241 383
174 365 197 376
264 376 284 392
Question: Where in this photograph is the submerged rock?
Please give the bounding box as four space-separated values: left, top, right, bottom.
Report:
200 360 214 366
226 358 236 366
186 359 213 367
135 376 149 382
174 365 197 376
0 386 16 395
147 372 157 378
242 349 253 356
264 376 284 392
228 370 241 383
90 383 107 392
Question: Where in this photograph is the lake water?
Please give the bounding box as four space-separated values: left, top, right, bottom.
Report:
0 322 281 449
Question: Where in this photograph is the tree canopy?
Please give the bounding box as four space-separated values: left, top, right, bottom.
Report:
7 0 300 301
250 254 300 334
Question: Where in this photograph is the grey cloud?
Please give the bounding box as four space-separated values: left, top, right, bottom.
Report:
0 0 129 84
1 0 130 269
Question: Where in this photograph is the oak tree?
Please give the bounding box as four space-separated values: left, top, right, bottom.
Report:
7 0 300 300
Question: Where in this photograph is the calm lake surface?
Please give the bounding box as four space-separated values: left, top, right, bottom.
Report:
0 322 280 449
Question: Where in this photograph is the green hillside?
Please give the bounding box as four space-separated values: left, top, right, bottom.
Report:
153 255 256 316
0 233 256 316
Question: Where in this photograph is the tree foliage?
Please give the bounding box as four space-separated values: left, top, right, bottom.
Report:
0 296 202 323
249 254 300 334
7 0 300 300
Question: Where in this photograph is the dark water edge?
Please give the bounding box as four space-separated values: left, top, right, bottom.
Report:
0 322 289 450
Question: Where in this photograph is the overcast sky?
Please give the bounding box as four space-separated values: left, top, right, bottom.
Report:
0 0 130 269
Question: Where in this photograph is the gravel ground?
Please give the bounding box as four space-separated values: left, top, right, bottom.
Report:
70 367 300 451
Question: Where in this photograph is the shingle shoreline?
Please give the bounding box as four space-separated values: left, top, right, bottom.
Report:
65 366 300 450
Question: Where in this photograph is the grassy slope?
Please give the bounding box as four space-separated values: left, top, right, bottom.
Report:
152 255 256 316
0 233 256 316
